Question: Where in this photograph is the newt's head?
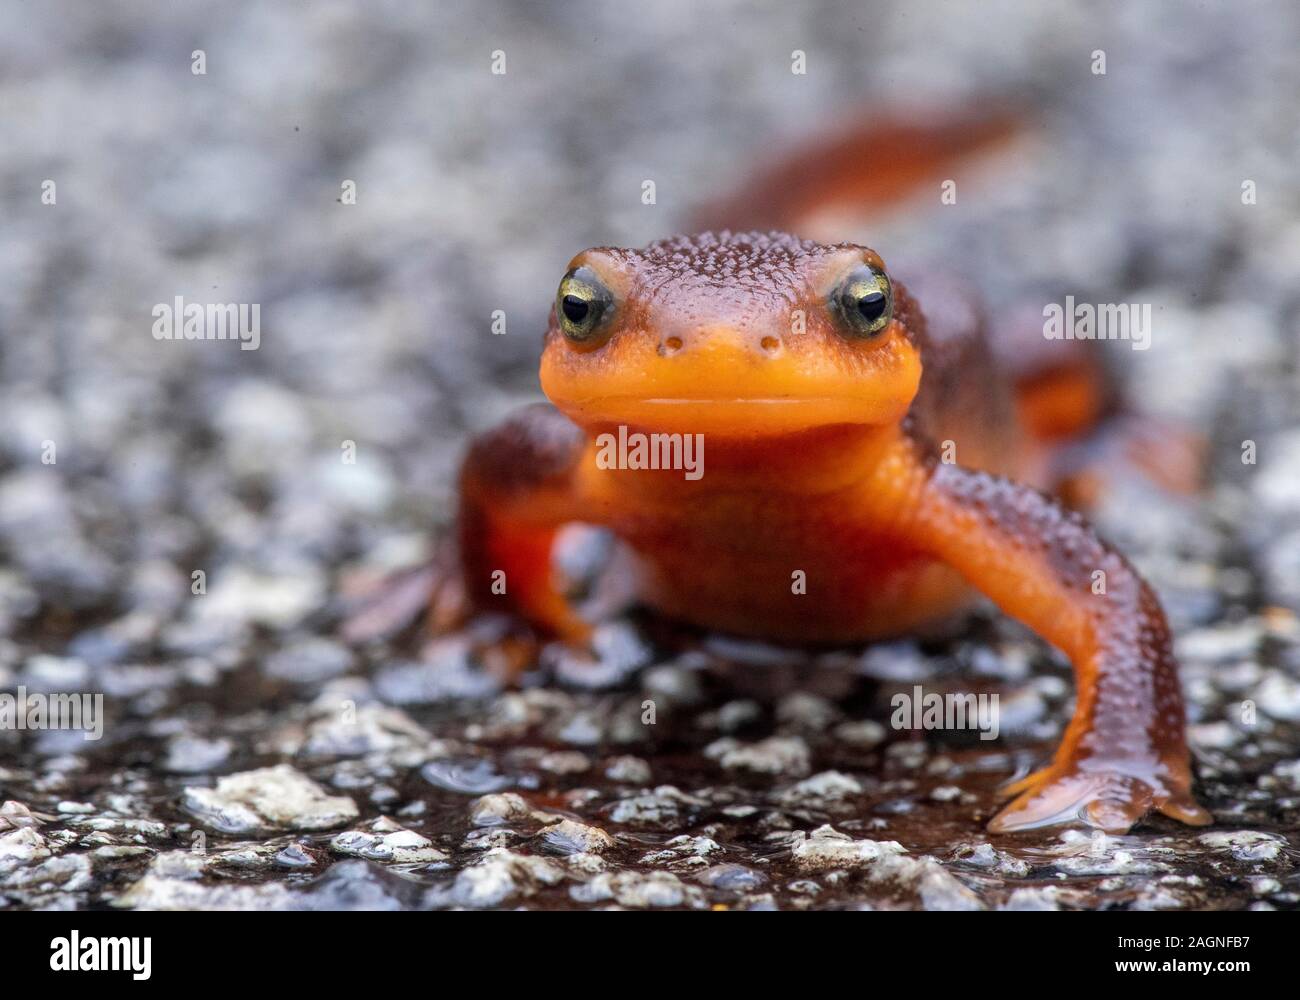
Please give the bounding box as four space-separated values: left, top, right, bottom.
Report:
539 231 922 436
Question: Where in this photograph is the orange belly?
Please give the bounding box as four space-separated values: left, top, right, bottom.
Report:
579 416 1020 645
635 542 974 643
597 470 971 644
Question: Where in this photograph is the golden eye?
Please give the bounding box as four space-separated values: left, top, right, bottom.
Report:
833 264 893 338
556 266 613 343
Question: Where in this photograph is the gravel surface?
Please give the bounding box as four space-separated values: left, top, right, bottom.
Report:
1 0 1299 910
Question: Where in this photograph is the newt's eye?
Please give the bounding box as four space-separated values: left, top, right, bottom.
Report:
833 264 893 338
556 267 614 343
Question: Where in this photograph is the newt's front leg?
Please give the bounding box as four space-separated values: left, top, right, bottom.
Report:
900 451 1212 833
456 403 592 645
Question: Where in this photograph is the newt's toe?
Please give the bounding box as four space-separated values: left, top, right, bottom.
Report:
1156 795 1213 827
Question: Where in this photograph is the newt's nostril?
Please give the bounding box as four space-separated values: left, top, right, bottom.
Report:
661 336 684 355
760 336 781 353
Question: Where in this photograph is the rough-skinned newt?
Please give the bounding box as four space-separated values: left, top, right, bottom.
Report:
432 114 1212 835
450 230 1211 835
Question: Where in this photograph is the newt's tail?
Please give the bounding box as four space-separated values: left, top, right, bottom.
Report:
691 104 1024 238
993 306 1205 507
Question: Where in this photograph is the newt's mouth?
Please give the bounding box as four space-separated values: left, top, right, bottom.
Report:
560 394 891 435
583 395 878 407
630 397 831 405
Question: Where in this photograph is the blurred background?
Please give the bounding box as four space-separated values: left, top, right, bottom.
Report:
2 0 1299 911
3 0 1299 603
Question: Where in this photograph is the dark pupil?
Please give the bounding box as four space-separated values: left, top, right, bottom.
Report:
855 289 886 322
562 294 590 324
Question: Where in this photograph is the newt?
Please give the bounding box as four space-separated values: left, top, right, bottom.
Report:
367 113 1212 835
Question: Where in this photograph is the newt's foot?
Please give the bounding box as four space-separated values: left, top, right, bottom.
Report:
989 762 1212 834
339 563 444 644
1048 414 1205 510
